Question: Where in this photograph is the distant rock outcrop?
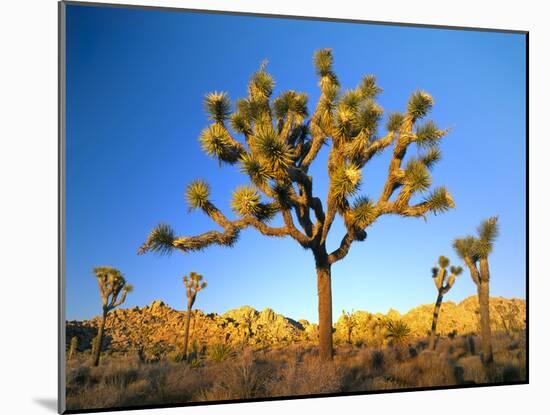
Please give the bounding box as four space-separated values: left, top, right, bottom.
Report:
66 296 525 358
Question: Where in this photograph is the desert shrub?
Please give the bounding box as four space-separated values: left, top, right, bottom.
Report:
267 356 343 397
371 350 385 371
198 352 271 401
455 355 487 384
207 344 236 362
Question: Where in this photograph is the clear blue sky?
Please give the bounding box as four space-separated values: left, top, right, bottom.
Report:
65 4 526 322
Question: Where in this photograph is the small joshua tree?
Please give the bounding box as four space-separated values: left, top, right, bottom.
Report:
341 310 357 345
385 320 411 346
453 217 499 366
68 336 78 361
139 49 455 361
91 266 133 366
428 256 462 350
182 272 207 360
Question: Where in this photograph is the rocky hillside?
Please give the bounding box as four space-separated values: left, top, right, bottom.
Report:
66 296 525 359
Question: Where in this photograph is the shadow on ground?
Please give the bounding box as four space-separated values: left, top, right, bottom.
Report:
34 398 57 413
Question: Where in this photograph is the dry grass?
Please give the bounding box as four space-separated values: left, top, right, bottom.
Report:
66 331 526 411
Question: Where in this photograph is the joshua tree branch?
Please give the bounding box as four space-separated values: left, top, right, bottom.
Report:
328 232 355 264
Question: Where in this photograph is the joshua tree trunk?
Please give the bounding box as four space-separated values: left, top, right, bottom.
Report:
182 306 192 360
429 291 444 350
316 260 333 361
92 310 107 367
478 258 493 366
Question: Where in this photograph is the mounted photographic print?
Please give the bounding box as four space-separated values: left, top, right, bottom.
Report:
58 1 528 413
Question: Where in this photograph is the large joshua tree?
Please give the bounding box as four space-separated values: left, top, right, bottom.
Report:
91 266 133 366
453 217 499 366
139 49 455 361
429 256 462 350
182 272 207 360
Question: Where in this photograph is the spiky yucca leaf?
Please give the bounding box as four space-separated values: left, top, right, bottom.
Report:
359 74 382 98
438 255 450 268
204 92 231 123
248 63 274 99
255 202 279 222
386 112 404 132
453 236 478 261
477 216 499 244
314 48 334 77
404 159 431 193
272 184 292 209
385 320 411 344
407 90 434 120
340 89 363 111
230 111 251 135
335 106 358 139
255 126 294 171
419 147 442 169
415 120 446 147
351 196 377 227
138 223 175 255
199 124 242 163
239 153 271 185
431 267 439 278
425 186 455 214
273 90 308 121
332 162 362 201
474 216 499 258
186 179 210 210
357 100 383 133
450 265 463 276
231 185 261 217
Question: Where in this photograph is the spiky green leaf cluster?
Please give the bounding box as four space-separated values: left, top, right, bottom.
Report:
408 90 434 120
404 159 431 193
431 267 439 278
230 111 251 135
332 162 362 201
474 217 499 258
359 75 382 99
450 265 463 276
453 236 478 261
438 255 450 268
385 320 411 344
248 62 274 100
415 120 445 147
199 124 242 163
425 186 455 214
419 147 442 169
272 184 292 209
314 48 334 77
351 196 377 227
273 90 308 121
186 179 210 210
204 92 231 123
239 153 271 186
254 125 294 171
231 185 261 217
386 112 405 132
357 100 383 133
138 223 175 255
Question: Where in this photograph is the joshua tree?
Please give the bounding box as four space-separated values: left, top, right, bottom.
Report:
182 272 207 360
428 256 462 350
341 310 357 345
91 266 133 366
453 217 499 366
68 336 78 361
139 49 455 361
